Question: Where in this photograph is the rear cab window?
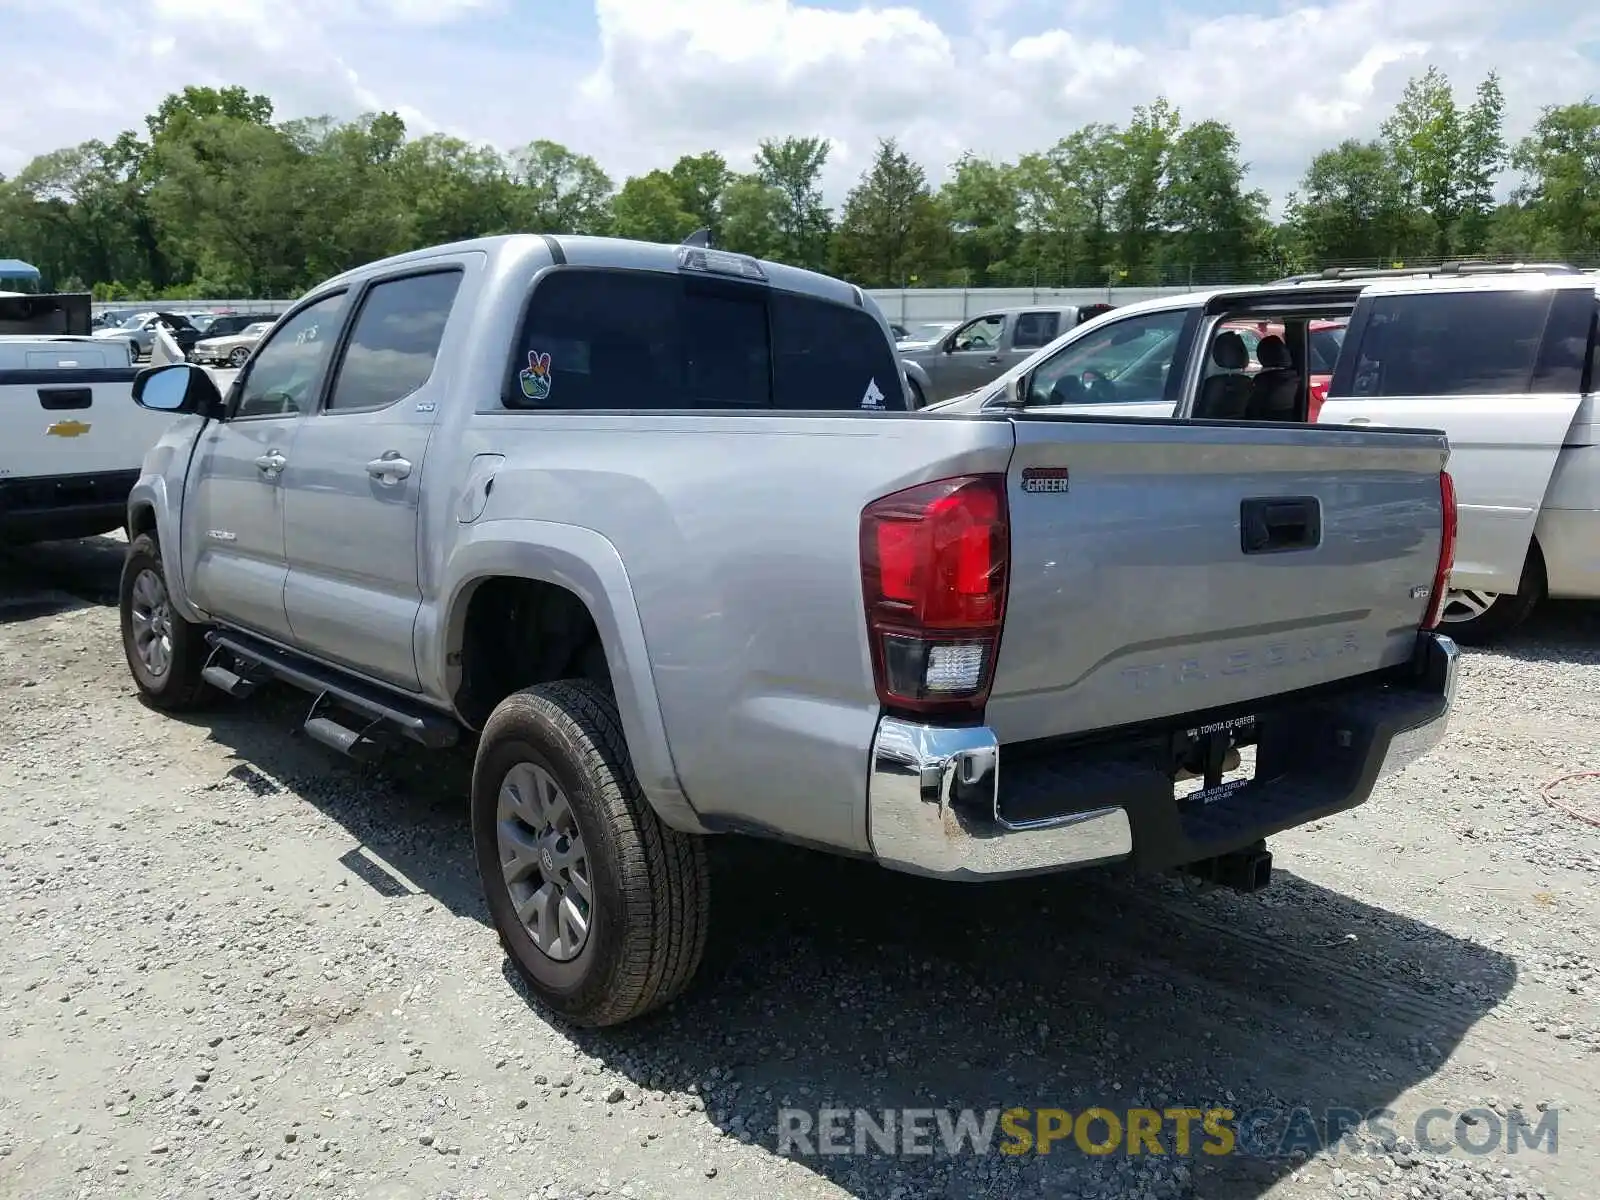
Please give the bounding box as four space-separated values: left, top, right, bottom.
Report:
508 269 905 412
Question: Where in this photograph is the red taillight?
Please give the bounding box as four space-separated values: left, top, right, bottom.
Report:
1422 469 1457 630
860 474 1010 714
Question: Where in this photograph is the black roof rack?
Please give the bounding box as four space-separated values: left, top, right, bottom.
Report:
1268 261 1580 285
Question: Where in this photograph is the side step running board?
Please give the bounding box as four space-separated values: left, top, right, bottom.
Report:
202 645 264 697
204 628 460 752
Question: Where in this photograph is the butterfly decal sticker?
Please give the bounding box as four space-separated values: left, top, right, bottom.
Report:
519 350 553 401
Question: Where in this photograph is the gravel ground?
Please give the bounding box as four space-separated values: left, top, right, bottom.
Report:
1 534 1597 1200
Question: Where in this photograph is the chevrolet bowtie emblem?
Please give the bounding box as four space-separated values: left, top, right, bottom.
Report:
46 419 92 438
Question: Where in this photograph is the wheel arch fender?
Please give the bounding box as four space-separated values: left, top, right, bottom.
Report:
900 358 932 402
428 519 707 834
125 477 205 625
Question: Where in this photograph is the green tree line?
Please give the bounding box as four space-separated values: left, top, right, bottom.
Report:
1 71 1597 299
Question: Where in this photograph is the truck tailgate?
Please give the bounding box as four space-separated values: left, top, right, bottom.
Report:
986 416 1450 744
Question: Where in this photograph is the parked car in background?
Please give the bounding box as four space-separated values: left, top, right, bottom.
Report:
899 304 1114 407
894 320 958 345
92 310 202 360
0 335 175 543
929 264 1599 644
118 233 1457 1028
199 312 280 339
189 320 275 366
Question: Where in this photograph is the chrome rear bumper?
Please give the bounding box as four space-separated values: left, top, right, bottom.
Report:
866 719 1134 881
865 633 1459 882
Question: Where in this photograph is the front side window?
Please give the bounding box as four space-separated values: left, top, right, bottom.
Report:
950 315 1004 352
230 291 348 419
1344 290 1551 398
325 271 462 413
1026 309 1189 406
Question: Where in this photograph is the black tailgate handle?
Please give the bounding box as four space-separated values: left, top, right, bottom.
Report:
1241 496 1321 554
39 387 93 411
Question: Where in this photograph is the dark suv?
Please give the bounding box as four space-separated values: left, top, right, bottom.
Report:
200 312 280 338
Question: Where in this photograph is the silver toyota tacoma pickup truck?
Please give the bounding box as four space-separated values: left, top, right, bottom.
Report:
118 233 1461 1028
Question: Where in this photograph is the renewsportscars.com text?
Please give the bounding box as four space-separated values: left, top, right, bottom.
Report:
776 1106 1560 1159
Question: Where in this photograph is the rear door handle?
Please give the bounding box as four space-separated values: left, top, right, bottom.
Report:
366 453 412 485
254 451 287 477
1345 416 1375 425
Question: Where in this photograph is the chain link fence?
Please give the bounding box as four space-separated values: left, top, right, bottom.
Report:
91 255 1600 324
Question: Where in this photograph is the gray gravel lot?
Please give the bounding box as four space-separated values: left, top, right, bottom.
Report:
1 534 1597 1200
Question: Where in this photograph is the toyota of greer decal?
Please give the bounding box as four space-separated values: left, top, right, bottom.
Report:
1020 466 1069 494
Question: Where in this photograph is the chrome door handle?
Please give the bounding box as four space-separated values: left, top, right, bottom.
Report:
366 453 412 485
254 450 287 476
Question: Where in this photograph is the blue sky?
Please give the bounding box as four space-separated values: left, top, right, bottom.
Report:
2 0 1597 211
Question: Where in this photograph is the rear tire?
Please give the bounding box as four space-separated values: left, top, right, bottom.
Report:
471 680 710 1028
119 532 212 710
1438 542 1546 645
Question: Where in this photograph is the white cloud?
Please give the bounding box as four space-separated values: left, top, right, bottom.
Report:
1 0 1595 213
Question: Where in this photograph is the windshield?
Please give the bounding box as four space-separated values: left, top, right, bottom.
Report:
243 322 272 337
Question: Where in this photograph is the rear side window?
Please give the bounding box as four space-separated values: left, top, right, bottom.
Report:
1343 290 1552 398
511 269 904 412
325 270 461 413
1011 311 1061 350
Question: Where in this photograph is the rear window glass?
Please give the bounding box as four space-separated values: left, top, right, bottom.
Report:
1344 291 1551 398
769 290 904 410
510 269 904 411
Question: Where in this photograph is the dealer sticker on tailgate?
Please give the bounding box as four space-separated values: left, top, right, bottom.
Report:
1021 467 1070 494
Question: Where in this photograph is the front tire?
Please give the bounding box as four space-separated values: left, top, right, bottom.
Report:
905 378 926 410
119 533 212 710
472 680 710 1028
228 346 250 367
1438 542 1546 645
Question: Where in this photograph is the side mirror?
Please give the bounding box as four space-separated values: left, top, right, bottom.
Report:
133 362 224 418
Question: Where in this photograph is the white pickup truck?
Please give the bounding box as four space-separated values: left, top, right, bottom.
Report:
0 292 179 544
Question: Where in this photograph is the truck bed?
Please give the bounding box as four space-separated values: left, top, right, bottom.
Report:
470 408 1448 857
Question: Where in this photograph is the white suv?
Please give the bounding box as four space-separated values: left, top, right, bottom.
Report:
928 264 1599 643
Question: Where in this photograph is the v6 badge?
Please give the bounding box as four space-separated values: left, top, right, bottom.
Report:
1020 466 1069 494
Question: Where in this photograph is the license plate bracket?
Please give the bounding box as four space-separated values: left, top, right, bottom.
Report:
1171 715 1257 807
